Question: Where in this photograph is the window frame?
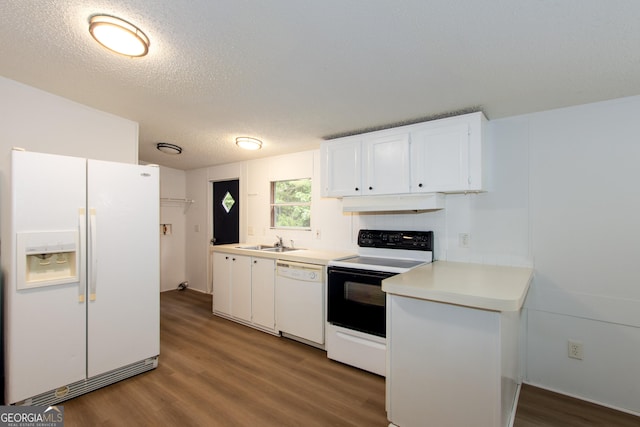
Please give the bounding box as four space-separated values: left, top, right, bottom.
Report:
270 178 312 230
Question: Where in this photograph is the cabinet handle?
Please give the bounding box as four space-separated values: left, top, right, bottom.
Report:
355 187 359 191
225 256 229 260
232 258 236 261
418 183 423 188
253 260 257 264
369 186 373 190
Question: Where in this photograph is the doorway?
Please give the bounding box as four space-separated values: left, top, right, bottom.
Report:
212 179 239 245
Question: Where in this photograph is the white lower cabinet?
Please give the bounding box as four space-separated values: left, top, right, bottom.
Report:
212 252 276 333
386 294 520 427
212 252 234 316
251 257 276 331
231 256 252 322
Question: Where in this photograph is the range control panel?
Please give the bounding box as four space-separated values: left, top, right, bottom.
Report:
357 229 433 251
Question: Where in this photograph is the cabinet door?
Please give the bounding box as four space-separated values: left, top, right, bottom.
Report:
251 258 275 330
231 255 252 322
320 137 362 197
410 122 470 192
212 252 232 315
364 133 411 195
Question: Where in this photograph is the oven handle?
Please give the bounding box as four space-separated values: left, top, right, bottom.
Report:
336 330 385 350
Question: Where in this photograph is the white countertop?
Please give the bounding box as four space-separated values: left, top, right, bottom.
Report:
211 244 355 266
382 261 533 312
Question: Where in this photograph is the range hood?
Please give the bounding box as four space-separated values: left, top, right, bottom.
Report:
341 193 445 213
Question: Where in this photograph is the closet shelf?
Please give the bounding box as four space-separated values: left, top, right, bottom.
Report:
160 197 194 213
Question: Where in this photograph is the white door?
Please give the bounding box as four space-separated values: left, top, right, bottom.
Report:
6 151 87 403
86 160 159 378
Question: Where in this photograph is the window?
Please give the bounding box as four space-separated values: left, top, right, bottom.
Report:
271 178 311 229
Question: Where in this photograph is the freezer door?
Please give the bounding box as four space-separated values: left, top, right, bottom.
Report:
6 150 87 404
86 160 160 378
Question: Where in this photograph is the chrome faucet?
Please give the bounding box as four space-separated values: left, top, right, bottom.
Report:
275 235 283 247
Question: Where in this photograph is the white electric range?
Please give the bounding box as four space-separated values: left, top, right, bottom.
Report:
326 229 434 376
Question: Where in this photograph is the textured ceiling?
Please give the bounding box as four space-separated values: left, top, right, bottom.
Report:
1 1 640 170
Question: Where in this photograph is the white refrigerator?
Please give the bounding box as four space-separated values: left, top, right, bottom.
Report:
3 150 160 405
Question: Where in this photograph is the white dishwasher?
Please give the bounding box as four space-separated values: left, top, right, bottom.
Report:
275 260 325 348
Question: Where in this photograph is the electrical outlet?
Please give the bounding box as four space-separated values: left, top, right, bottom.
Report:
458 233 470 248
315 229 321 239
568 340 583 360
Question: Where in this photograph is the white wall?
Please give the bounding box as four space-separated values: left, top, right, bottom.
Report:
0 76 138 164
159 166 188 292
523 96 640 414
185 167 210 293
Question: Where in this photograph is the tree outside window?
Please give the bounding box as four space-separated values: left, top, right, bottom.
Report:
271 178 311 229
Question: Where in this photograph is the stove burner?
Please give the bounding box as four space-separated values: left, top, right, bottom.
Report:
337 256 425 270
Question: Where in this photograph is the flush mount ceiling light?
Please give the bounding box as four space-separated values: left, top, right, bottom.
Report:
89 15 150 57
236 137 263 150
156 143 182 155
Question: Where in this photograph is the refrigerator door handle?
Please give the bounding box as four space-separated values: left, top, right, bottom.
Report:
89 208 98 301
78 208 86 303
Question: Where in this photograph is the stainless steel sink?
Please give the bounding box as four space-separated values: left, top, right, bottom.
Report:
236 244 275 250
236 244 301 252
260 247 300 252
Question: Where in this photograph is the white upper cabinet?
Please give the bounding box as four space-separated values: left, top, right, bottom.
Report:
321 131 410 197
321 112 486 197
363 133 411 195
410 123 468 192
321 136 362 197
410 112 485 193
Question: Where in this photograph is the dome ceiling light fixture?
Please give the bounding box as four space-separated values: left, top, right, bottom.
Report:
89 14 150 57
235 137 263 150
156 142 182 155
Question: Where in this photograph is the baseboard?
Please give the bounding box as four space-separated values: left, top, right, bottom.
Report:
160 287 209 294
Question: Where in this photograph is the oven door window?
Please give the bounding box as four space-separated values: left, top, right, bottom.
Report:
344 281 386 307
327 267 396 337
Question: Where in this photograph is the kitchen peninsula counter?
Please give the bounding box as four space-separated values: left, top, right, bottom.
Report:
382 260 533 311
383 261 534 427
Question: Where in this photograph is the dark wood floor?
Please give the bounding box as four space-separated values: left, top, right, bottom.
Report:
61 290 639 426
515 384 639 427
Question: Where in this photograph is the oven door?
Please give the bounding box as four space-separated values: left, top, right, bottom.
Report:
327 266 396 337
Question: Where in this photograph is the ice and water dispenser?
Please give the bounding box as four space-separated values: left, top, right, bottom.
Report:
16 230 80 290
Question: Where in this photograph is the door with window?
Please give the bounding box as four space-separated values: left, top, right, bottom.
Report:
212 179 239 245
